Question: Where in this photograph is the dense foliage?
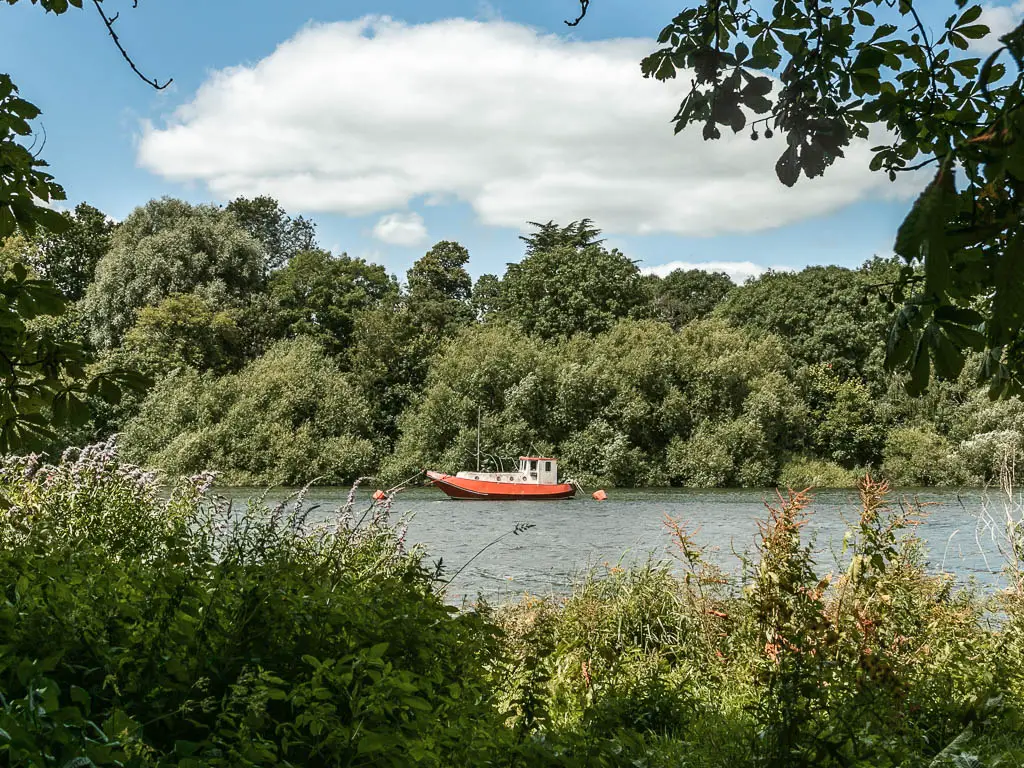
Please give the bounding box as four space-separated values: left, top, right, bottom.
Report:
0 76 135 452
639 0 1024 396
1 449 1023 766
0 444 503 766
121 338 377 486
4 191 1024 487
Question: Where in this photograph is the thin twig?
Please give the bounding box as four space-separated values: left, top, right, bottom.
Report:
442 522 535 589
564 0 589 27
91 0 172 90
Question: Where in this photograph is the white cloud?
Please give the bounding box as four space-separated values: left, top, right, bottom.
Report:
641 260 793 284
138 17 919 238
371 211 428 245
975 1 1024 53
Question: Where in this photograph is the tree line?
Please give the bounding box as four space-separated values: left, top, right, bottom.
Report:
3 196 1021 488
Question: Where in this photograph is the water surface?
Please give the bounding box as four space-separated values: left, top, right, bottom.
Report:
219 486 1021 603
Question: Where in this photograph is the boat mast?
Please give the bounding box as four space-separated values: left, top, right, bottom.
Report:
476 405 481 472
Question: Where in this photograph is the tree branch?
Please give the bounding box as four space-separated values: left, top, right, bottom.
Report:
902 0 938 99
91 0 172 90
565 0 589 27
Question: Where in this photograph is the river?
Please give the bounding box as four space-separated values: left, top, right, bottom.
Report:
218 485 1023 604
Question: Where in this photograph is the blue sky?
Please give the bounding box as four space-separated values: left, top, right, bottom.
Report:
4 0 1021 282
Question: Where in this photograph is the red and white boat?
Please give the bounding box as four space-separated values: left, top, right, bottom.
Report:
427 456 577 500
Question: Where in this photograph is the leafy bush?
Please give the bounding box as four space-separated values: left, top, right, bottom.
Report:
121 337 377 485
0 441 504 766
778 456 859 489
666 416 779 487
882 426 970 487
957 429 1024 484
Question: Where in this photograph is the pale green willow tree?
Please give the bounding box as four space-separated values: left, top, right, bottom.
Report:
570 0 1024 396
0 0 162 450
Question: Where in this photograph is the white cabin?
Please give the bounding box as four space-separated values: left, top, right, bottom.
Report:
455 456 561 485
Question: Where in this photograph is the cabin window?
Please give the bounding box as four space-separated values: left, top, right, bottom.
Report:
545 461 552 472
530 460 537 471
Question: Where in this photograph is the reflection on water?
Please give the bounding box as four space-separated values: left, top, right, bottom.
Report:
218 486 1021 604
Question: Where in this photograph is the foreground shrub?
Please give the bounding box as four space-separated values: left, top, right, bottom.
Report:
496 480 1024 767
3 446 1023 767
0 441 501 766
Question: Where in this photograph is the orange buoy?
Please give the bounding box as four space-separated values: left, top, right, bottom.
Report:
373 489 386 501
592 489 607 501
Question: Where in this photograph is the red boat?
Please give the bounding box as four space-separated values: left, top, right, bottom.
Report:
427 456 577 500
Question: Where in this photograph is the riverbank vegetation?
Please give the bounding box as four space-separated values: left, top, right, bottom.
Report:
4 198 1024 487
2 447 1022 766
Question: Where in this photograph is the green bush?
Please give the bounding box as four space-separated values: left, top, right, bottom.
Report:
777 456 860 489
0 441 504 766
882 426 970 487
121 337 377 485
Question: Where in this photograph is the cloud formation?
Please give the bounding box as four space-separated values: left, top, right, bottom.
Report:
372 212 428 246
640 260 793 284
138 17 918 238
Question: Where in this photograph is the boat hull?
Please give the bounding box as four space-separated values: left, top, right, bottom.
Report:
426 471 576 500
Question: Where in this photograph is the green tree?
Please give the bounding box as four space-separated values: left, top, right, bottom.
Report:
348 304 434 442
226 195 317 274
519 218 604 255
799 363 884 467
471 273 503 320
269 249 398 357
121 293 243 376
85 295 242 440
637 0 1024 395
650 268 734 329
384 322 559 481
83 198 264 349
405 240 474 336
31 202 114 301
716 263 896 385
500 221 648 340
0 73 138 451
121 337 377 485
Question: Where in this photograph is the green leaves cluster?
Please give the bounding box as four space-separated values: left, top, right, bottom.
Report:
0 76 66 240
0 445 505 766
644 0 1024 395
0 80 141 451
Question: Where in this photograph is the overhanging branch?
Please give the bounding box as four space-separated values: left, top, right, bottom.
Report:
565 0 590 27
91 0 172 90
